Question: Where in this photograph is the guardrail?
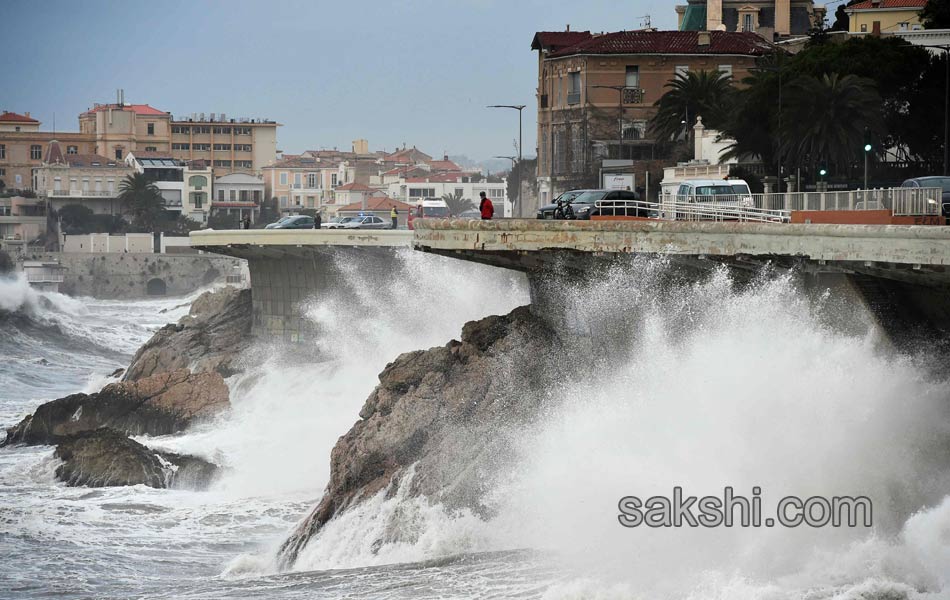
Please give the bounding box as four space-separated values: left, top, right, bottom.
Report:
660 188 942 216
596 199 790 223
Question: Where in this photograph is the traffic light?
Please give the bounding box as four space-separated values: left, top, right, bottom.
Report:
818 162 828 178
863 128 872 153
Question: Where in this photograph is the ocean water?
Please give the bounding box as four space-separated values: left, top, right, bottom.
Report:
2 254 950 600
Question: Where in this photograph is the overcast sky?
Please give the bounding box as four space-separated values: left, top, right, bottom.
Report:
5 0 764 161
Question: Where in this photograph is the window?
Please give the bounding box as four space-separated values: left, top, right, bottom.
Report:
0 144 5 159
189 175 207 189
240 190 251 202
147 123 155 135
235 160 253 168
279 172 288 185
115 148 122 160
743 13 755 32
82 177 89 191
67 145 78 155
567 72 581 104
214 143 231 151
408 188 436 197
31 145 42 160
107 178 114 193
53 176 61 190
191 192 205 209
194 126 211 134
213 127 231 134
214 160 232 167
625 66 640 88
860 23 867 32
279 195 288 207
294 173 302 188
172 143 190 150
307 173 319 188
331 173 338 187
145 146 157 152
192 143 211 151
718 64 733 79
455 187 464 197
489 188 504 198
675 65 689 79
217 189 225 201
95 178 102 191
230 190 236 201
234 127 251 135
172 125 190 134
14 126 20 132
235 144 252 152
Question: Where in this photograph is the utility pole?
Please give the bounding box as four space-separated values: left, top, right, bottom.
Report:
488 105 526 215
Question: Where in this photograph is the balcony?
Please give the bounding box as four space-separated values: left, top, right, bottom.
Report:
47 189 117 198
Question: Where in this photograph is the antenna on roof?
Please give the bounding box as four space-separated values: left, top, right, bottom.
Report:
639 14 651 29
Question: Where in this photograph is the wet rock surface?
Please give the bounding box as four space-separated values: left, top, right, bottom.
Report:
54 428 218 489
124 286 252 381
2 369 229 446
279 305 561 566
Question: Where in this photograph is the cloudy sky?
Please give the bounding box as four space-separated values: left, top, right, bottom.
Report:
8 0 696 161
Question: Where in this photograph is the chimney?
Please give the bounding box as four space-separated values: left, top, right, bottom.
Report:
443 154 449 161
566 24 571 31
24 111 30 118
697 31 711 46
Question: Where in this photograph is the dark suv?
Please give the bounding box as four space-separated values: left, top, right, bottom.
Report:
537 189 644 220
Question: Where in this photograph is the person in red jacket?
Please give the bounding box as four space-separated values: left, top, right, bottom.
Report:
479 191 494 220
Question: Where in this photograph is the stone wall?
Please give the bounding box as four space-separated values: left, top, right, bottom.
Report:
20 251 244 299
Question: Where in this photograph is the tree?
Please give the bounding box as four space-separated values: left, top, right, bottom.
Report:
441 190 475 216
778 73 884 171
0 250 12 275
208 211 241 230
118 173 166 232
649 70 735 143
921 0 950 28
57 204 128 235
506 158 537 206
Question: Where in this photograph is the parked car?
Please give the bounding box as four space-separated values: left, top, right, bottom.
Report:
672 179 753 207
333 215 389 229
265 215 315 229
321 216 361 229
536 189 596 219
537 189 643 220
264 216 293 229
901 176 950 215
456 208 481 220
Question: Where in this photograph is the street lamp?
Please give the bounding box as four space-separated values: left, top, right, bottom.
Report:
591 85 628 161
488 105 526 213
756 55 785 192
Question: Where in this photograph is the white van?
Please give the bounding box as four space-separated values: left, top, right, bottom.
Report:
672 179 753 207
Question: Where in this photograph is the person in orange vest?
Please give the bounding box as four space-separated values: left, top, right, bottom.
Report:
479 191 494 220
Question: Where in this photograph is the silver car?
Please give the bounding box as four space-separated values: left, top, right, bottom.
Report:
336 215 389 230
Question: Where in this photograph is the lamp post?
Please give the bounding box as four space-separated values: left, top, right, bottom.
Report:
591 85 628 161
757 55 785 192
488 105 526 214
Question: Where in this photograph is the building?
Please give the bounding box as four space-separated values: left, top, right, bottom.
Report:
125 152 209 223
0 93 280 193
384 171 507 209
0 111 95 192
0 195 46 248
34 140 133 216
336 196 413 228
213 173 264 223
333 182 377 207
183 160 213 224
263 156 353 213
676 0 825 39
532 29 772 204
845 0 925 34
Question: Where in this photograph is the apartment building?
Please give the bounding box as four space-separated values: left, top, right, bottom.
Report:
125 151 210 223
263 156 354 213
532 29 772 203
34 141 133 216
846 0 925 33
385 172 507 208
213 173 264 223
169 113 278 176
78 101 172 160
0 111 95 191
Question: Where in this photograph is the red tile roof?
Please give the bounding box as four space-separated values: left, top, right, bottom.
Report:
0 111 39 123
337 197 413 212
531 31 594 51
426 159 462 172
335 182 375 191
847 0 925 8
82 103 168 116
547 30 773 58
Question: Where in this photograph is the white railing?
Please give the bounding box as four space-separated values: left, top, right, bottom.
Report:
595 199 790 223
659 188 942 217
25 271 65 283
47 189 117 198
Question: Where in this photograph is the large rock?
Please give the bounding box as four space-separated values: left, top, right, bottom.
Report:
54 428 218 489
278 305 560 567
2 369 229 446
124 285 252 381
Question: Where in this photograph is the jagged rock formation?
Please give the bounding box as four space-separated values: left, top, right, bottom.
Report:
124 286 252 381
54 428 218 489
2 369 229 446
278 305 561 567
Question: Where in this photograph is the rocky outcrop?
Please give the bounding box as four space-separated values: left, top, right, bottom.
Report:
2 369 229 446
123 285 252 381
54 428 218 489
278 305 561 567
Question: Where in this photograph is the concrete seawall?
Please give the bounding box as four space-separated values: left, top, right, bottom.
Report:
19 252 244 299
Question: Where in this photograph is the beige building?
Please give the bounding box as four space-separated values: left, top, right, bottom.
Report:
78 101 172 160
263 156 355 213
169 113 278 176
676 0 825 39
34 141 133 216
0 195 46 246
0 111 95 192
846 0 925 33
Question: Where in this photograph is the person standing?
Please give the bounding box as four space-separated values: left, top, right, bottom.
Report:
479 191 494 220
314 211 322 229
242 215 251 230
391 206 398 229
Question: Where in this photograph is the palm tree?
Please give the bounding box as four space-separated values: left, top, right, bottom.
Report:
778 73 884 172
441 190 475 216
118 172 165 232
649 70 735 143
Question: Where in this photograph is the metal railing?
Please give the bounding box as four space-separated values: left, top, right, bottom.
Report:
596 199 790 223
660 188 942 217
47 189 117 198
25 272 65 283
